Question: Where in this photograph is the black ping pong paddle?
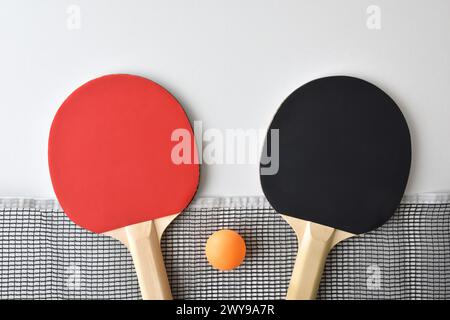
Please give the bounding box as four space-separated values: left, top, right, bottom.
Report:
260 76 411 299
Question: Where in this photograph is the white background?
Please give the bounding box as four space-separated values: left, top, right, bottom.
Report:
0 0 449 198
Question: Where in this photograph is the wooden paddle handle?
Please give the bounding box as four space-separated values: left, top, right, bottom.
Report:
286 222 335 300
125 221 172 300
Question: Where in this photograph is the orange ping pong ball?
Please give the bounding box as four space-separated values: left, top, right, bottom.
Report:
205 229 246 271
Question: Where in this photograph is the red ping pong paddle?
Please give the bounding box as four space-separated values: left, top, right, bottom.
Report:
48 74 199 299
260 76 411 299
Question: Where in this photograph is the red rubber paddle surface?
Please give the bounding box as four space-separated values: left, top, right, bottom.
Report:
49 74 199 233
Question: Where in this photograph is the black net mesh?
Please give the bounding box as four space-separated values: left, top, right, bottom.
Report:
0 195 449 300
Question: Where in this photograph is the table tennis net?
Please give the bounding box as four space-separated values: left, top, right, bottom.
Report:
0 194 449 300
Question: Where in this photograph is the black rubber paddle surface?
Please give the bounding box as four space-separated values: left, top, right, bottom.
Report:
260 76 411 234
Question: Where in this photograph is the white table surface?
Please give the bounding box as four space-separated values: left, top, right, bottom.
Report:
0 0 449 198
